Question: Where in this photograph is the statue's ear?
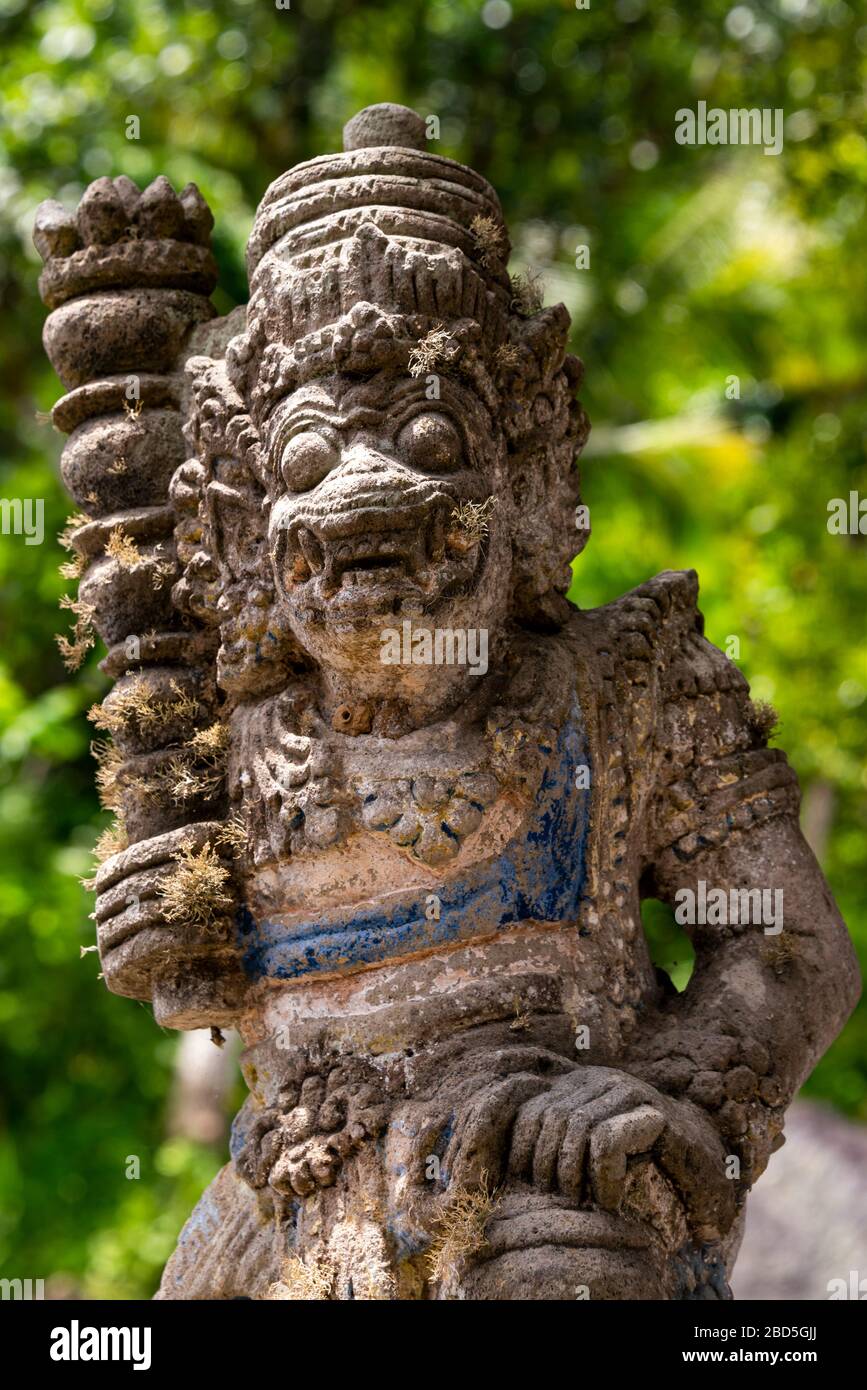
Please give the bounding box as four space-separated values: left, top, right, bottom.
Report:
173 356 309 699
498 307 589 630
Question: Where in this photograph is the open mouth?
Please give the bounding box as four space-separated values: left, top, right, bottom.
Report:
294 528 426 589
286 502 483 600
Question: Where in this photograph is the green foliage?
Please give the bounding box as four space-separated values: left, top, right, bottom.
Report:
1 0 865 1296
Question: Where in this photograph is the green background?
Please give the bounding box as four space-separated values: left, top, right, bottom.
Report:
1 0 865 1297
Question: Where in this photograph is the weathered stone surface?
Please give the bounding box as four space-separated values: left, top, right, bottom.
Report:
36 106 860 1301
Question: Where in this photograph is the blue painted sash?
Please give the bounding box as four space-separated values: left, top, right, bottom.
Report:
239 697 590 980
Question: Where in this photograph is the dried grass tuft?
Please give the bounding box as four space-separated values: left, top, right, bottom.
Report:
408 323 457 377
494 342 522 372
186 721 229 758
426 1171 497 1283
217 811 249 856
451 496 497 542
104 526 142 568
58 554 85 580
58 512 88 553
91 739 126 812
56 595 96 670
150 558 175 591
470 213 506 270
157 842 233 930
93 817 129 864
749 699 780 744
164 721 228 805
88 678 201 738
267 1255 334 1301
510 268 544 317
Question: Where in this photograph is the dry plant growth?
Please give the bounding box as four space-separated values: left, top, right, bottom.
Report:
267 1255 334 1300
451 496 497 541
157 842 233 930
164 721 228 805
58 554 85 580
749 699 780 743
493 342 522 372
93 817 129 864
88 678 201 737
408 322 457 377
510 268 544 317
469 213 506 270
217 811 249 856
55 594 96 670
426 1171 497 1283
104 525 142 567
58 511 88 553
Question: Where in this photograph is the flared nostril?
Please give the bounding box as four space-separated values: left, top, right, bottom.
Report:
339 446 396 474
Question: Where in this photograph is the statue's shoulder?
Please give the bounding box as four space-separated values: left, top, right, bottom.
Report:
567 567 747 704
566 570 800 873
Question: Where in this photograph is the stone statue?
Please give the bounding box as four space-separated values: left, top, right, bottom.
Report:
35 104 859 1301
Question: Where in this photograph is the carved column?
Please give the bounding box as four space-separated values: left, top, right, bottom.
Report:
35 176 245 1026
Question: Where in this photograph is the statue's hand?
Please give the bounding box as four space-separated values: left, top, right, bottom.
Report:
506 1065 737 1239
432 1058 736 1241
93 822 246 1025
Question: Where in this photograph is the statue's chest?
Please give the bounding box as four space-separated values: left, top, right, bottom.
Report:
237 698 592 981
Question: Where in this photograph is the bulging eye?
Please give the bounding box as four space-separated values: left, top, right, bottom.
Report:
279 431 338 492
397 413 463 473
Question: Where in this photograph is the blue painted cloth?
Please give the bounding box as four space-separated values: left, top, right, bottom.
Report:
239 697 590 980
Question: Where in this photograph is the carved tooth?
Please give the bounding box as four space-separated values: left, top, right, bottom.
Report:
291 553 311 583
321 550 338 594
113 176 141 220
426 509 444 563
297 527 323 574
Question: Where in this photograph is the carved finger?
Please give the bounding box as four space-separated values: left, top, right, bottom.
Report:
532 1102 572 1190
578 1078 646 1128
446 1073 548 1189
589 1103 666 1212
556 1110 592 1198
507 1091 552 1179
655 1102 738 1240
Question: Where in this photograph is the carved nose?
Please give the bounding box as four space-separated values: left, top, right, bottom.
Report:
337 445 400 479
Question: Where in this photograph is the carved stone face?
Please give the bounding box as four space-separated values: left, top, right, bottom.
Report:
266 371 513 677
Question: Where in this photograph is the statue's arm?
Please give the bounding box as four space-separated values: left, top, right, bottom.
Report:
620 588 861 1187
632 814 860 1186
35 176 246 1028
